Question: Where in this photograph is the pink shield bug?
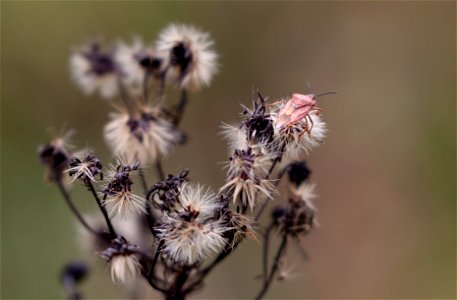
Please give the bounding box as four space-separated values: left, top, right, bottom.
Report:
274 92 336 134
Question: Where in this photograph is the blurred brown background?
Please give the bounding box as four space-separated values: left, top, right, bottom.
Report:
1 1 455 299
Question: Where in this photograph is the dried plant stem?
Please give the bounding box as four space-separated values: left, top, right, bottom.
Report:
140 268 168 294
117 78 134 117
255 234 288 300
262 222 275 283
155 73 166 103
183 239 243 294
143 71 150 103
55 179 98 237
138 168 149 194
149 239 164 278
85 180 117 237
168 266 191 300
174 89 188 126
255 146 286 222
155 160 165 181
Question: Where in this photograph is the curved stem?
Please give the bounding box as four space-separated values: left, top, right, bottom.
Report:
155 160 165 181
255 234 288 300
85 180 117 237
262 222 275 283
143 70 150 103
55 179 98 237
173 89 188 126
255 145 286 221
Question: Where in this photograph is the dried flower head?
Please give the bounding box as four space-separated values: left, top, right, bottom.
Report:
156 23 218 91
70 41 119 98
241 92 275 148
273 181 316 236
286 161 311 187
147 169 189 212
66 152 103 182
220 123 248 153
98 237 141 283
220 148 274 211
38 130 74 181
224 211 257 248
156 217 227 266
115 38 162 94
155 183 227 265
102 161 145 218
104 103 183 164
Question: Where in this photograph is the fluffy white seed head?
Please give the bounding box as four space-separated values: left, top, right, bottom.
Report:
227 212 257 248
270 107 327 161
69 43 119 98
156 217 227 265
104 105 181 164
156 23 218 91
220 149 274 211
290 181 317 211
176 183 220 221
110 254 141 283
115 38 162 95
102 162 146 218
220 177 273 211
220 123 248 153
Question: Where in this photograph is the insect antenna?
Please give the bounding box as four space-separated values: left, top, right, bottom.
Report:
314 91 337 98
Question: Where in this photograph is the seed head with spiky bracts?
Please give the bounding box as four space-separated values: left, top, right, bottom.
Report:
224 211 257 249
102 160 145 218
70 41 119 98
156 23 218 91
66 152 103 182
147 169 189 212
115 38 163 95
219 148 274 211
155 182 228 266
104 103 183 164
38 129 74 181
273 162 317 236
97 237 141 283
241 91 275 148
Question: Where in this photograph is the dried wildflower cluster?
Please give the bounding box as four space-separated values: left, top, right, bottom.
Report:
39 23 333 300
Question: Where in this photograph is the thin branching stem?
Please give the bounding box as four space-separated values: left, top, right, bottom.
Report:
149 239 164 278
255 145 286 221
173 89 188 126
85 179 117 237
255 234 288 300
262 221 275 283
117 77 134 117
55 179 98 237
143 70 150 103
155 160 165 181
138 168 149 194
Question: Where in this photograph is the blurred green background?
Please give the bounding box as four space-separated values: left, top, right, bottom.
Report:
1 1 455 299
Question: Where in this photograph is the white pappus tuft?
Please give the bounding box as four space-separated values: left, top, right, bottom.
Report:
219 148 274 211
156 217 227 266
156 23 218 91
102 161 146 218
109 254 141 283
104 104 182 164
155 183 228 265
115 38 162 95
69 41 119 98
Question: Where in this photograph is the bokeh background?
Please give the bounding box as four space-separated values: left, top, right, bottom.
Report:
1 1 455 299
